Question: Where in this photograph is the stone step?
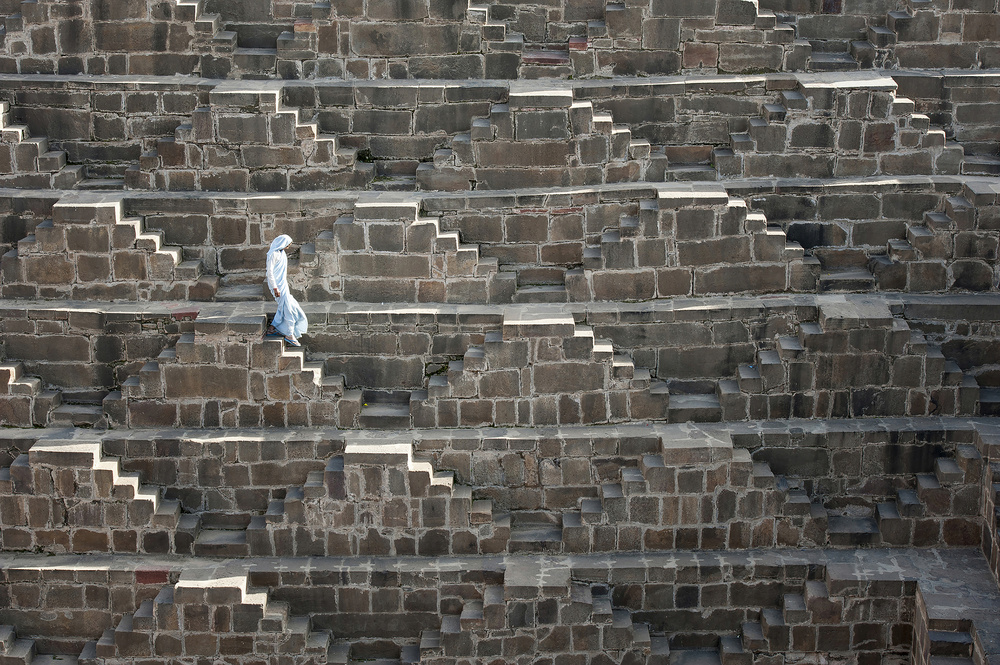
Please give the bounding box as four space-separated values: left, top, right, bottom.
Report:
193 527 249 557
896 488 923 517
371 175 416 192
780 90 807 110
934 457 964 484
398 645 420 664
737 364 761 393
233 47 278 72
667 393 721 423
761 103 786 122
669 650 721 665
730 133 753 152
521 49 570 65
809 51 858 71
359 393 411 429
777 335 804 360
741 619 766 650
31 656 78 665
782 593 808 624
887 238 917 261
666 164 718 181
927 629 974 657
962 155 1000 176
214 284 267 301
49 403 104 428
418 630 440 656
981 388 1000 417
512 284 568 303
648 635 670 664
3 638 35 665
868 25 896 46
819 267 875 292
76 178 125 190
827 514 880 546
718 635 747 665
508 522 563 553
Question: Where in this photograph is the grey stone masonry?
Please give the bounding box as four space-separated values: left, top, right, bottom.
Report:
411 310 671 428
870 179 1000 293
712 73 965 180
81 568 333 665
0 0 995 80
247 434 509 557
0 0 807 78
420 561 655 662
0 548 995 664
0 433 184 554
0 101 82 188
0 192 218 301
765 0 1000 71
126 81 374 192
568 185 814 300
293 195 516 304
719 298 982 420
0 361 59 427
416 89 659 191
977 425 1000 583
107 314 356 429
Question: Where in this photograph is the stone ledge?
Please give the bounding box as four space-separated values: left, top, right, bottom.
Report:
3 290 1000 320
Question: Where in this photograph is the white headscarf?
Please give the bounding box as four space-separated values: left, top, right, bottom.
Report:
268 234 292 253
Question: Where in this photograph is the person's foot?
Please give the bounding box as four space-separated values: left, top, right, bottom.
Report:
265 326 282 338
284 336 301 347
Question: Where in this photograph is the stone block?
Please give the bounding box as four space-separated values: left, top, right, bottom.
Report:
533 363 606 393
642 19 680 49
350 23 461 57
162 366 249 400
694 265 786 294
719 44 783 73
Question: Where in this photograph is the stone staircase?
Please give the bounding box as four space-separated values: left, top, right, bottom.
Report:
107 313 352 429
0 100 81 189
0 361 59 427
0 434 182 553
876 446 982 547
598 0 803 75
555 445 787 553
127 82 372 191
720 299 981 420
294 197 515 304
81 569 334 664
245 434 509 556
412 311 670 427
713 75 964 180
0 193 217 301
571 186 814 300
417 88 657 191
0 624 78 665
871 185 999 292
172 0 244 77
467 1 545 75
419 563 654 661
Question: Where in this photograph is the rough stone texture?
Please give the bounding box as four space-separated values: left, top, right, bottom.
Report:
0 2 998 665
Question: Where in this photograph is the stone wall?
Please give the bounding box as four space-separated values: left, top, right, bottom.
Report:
0 74 995 186
0 0 996 79
0 418 989 557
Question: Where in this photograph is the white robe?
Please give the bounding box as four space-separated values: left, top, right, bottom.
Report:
266 235 308 340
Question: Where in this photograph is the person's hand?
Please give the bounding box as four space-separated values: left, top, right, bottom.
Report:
273 288 280 297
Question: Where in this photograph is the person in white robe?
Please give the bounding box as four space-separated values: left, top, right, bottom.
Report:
265 234 308 347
